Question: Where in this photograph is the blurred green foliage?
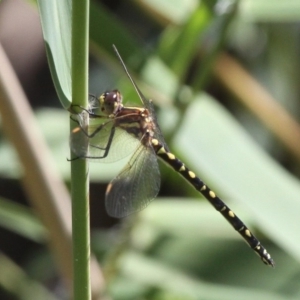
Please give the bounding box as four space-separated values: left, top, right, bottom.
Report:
1 0 300 299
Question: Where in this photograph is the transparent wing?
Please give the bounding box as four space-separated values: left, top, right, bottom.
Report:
70 113 140 163
105 143 160 218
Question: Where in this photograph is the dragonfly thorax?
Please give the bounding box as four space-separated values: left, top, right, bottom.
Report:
98 90 123 116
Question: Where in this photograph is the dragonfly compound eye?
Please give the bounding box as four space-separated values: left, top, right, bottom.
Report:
99 90 122 115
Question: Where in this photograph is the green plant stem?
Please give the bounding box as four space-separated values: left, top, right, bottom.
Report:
71 0 90 300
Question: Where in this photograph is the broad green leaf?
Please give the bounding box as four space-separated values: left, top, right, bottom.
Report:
37 0 72 108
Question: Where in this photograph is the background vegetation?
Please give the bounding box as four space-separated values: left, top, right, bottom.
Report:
0 0 300 299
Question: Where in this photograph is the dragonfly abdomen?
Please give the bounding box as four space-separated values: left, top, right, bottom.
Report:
151 138 274 267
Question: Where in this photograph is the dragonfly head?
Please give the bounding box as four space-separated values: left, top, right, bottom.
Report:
98 90 123 116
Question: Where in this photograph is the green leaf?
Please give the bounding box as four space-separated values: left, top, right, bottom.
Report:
37 0 72 108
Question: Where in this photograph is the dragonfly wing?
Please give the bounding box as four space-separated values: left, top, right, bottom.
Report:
70 114 140 162
105 143 160 218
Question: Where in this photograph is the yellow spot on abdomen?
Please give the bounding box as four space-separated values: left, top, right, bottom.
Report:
228 210 235 218
167 152 175 160
209 191 216 198
200 185 206 191
157 147 167 155
188 171 196 178
245 229 251 237
179 165 185 172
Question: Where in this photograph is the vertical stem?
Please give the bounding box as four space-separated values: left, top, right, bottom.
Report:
71 0 90 299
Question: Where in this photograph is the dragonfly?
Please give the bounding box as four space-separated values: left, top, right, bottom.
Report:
70 45 274 267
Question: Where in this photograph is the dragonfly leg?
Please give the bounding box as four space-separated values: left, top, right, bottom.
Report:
88 126 116 159
70 113 116 160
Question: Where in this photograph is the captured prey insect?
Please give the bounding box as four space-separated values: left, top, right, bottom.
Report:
70 45 274 267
